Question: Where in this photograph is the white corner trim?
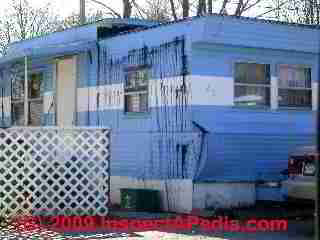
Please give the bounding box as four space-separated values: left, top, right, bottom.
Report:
312 82 318 111
271 76 278 110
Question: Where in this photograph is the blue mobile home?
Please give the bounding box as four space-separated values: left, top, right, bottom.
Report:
0 15 318 212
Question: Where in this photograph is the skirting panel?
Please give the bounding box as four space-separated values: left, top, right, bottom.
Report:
192 182 256 210
0 127 110 217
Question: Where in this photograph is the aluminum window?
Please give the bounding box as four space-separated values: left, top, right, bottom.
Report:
12 72 44 126
124 67 148 113
278 65 311 108
234 63 271 107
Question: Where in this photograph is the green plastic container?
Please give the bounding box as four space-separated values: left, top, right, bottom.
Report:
120 188 160 212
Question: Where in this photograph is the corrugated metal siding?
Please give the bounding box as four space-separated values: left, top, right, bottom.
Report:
98 20 198 59
1 15 317 186
191 43 318 79
189 39 317 182
43 63 54 93
6 25 97 56
192 106 315 181
75 49 98 89
76 53 90 88
202 16 320 53
256 187 285 201
110 131 198 179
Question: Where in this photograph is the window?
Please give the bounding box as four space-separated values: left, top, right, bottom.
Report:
12 72 43 126
124 67 148 113
278 65 311 108
234 63 270 107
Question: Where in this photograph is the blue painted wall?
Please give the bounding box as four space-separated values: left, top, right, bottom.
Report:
201 15 320 53
73 16 319 183
191 43 319 78
1 15 319 186
190 42 317 182
193 106 315 181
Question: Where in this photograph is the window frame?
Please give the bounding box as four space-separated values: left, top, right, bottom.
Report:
123 65 150 115
11 71 44 126
277 64 312 109
233 61 271 108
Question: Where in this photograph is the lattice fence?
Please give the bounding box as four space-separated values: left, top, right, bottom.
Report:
0 127 110 218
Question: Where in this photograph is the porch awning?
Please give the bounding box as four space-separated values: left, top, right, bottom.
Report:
0 40 97 66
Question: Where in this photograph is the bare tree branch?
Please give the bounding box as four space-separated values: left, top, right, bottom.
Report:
220 0 229 14
255 0 289 18
131 0 148 19
0 0 59 55
140 0 172 21
208 0 213 14
234 0 244 15
242 0 262 12
88 0 122 18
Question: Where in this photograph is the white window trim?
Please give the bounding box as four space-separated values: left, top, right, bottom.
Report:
271 76 278 110
312 82 318 111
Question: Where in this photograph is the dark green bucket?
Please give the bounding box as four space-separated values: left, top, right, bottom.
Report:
120 188 161 212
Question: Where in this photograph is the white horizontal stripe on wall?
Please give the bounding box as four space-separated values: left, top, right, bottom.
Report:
191 75 234 106
76 77 193 111
148 76 192 108
77 84 124 112
76 75 236 112
7 76 318 116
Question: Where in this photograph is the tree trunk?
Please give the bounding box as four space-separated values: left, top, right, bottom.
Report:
169 0 178 20
208 0 213 14
182 0 190 18
310 0 314 23
316 1 320 25
123 0 132 18
197 0 207 16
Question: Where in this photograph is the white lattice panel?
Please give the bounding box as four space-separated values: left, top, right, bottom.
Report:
0 127 110 217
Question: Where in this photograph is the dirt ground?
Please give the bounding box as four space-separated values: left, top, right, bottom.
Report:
0 219 314 240
0 202 315 240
